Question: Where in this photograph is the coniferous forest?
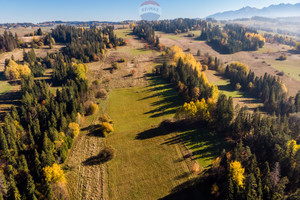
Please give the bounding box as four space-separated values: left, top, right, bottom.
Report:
0 25 123 199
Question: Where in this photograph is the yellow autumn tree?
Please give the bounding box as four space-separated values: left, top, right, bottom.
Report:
175 101 197 120
73 63 88 80
43 163 66 183
228 62 249 74
170 45 202 73
100 122 114 134
246 32 265 44
175 99 212 121
130 22 135 29
286 140 300 158
230 161 245 188
4 60 31 80
195 98 210 121
68 122 80 137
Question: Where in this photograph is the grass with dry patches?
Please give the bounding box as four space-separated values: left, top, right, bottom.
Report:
106 76 192 200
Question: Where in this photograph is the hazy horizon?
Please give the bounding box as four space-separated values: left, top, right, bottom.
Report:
1 0 299 23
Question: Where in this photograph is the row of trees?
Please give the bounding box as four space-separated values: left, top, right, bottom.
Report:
199 24 265 54
153 43 299 199
263 33 297 47
152 18 204 34
0 31 19 53
52 25 125 62
133 22 159 47
156 45 219 102
224 62 300 115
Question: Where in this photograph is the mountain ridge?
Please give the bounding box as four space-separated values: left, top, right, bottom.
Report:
207 3 300 20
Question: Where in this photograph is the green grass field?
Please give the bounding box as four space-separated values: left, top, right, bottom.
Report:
0 72 12 95
107 77 191 200
255 45 279 54
265 58 300 82
114 29 132 39
178 128 226 168
0 81 13 96
106 76 226 199
155 31 183 40
155 31 201 40
130 48 153 55
211 79 244 98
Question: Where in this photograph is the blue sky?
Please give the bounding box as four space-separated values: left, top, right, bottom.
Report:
0 0 299 23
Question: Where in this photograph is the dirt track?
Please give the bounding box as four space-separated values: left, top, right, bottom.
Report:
65 124 107 200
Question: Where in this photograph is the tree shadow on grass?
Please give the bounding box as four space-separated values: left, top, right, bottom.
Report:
82 147 115 166
138 76 183 118
159 175 210 200
162 128 227 164
81 125 105 137
136 120 195 140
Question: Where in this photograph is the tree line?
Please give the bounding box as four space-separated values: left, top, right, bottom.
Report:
199 24 265 54
52 25 125 63
0 25 121 199
155 45 219 102
154 45 299 199
263 33 297 47
152 18 204 34
0 31 19 53
224 62 300 115
133 22 160 47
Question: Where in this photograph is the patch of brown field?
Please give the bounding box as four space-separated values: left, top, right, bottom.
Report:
87 37 160 89
0 27 53 37
159 36 300 97
20 36 44 43
64 112 107 200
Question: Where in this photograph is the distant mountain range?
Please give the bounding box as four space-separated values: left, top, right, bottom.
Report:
207 3 300 20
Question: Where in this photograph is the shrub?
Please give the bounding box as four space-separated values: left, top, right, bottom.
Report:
228 62 249 73
235 83 242 90
131 69 136 76
95 89 108 99
98 146 116 163
92 121 114 137
68 122 80 138
209 61 215 69
85 102 98 116
277 55 287 61
100 122 114 136
202 65 208 71
82 146 116 165
118 58 126 63
277 71 285 76
43 164 66 183
112 63 119 70
99 114 113 123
